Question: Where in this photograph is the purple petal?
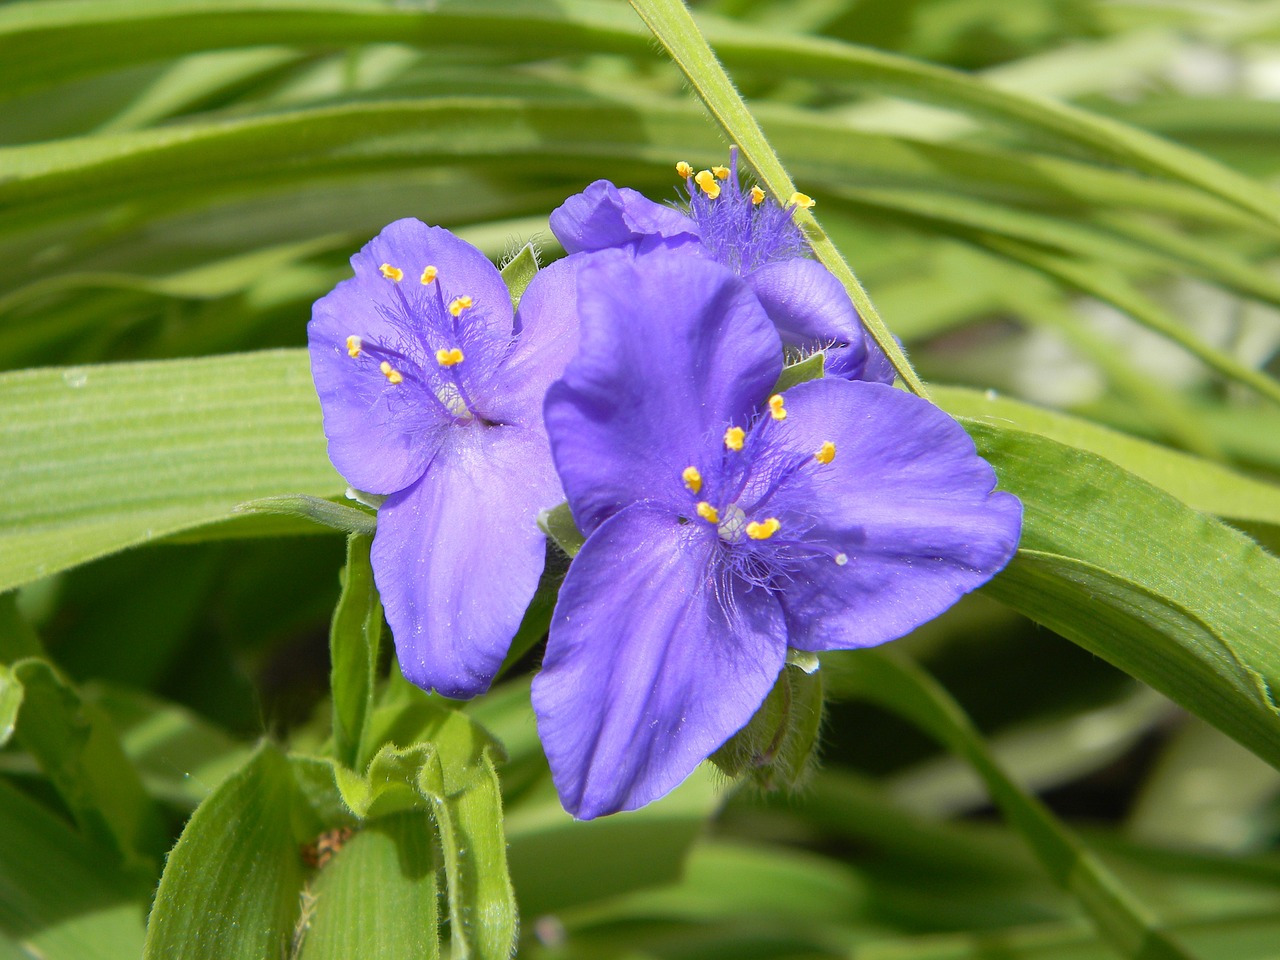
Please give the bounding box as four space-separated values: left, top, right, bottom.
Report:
544 249 782 535
308 220 514 493
486 255 581 422
532 505 787 819
371 422 560 698
747 259 859 353
550 181 697 254
770 379 1021 650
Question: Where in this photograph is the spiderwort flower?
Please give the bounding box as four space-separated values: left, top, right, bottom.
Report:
308 219 577 698
534 250 1021 819
548 150 892 382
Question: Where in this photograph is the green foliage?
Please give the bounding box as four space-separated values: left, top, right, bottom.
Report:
3 0 1280 957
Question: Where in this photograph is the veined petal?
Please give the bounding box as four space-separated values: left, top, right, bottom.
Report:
350 218 513 338
308 300 448 494
488 255 581 422
767 379 1021 650
545 249 782 535
550 181 697 254
532 505 787 819
746 259 859 355
371 422 560 698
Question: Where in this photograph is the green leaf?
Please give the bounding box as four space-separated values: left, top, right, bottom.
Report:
329 534 381 770
934 386 1280 529
296 814 440 960
0 665 18 748
838 650 1200 960
143 745 308 960
327 702 517 959
0 349 341 592
8 657 164 866
0 776 148 960
969 422 1280 771
500 241 540 309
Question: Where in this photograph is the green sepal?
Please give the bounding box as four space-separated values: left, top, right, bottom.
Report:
538 501 585 558
772 351 825 395
501 241 540 308
711 658 824 791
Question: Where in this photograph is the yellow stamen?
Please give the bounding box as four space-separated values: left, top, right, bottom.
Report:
345 335 362 358
448 295 473 317
750 185 766 205
695 170 721 199
379 361 403 385
681 466 702 494
436 347 465 367
815 440 836 464
788 192 815 210
675 160 693 179
379 263 404 281
711 165 730 180
724 426 745 451
696 501 720 524
420 265 438 285
746 517 781 541
768 394 787 421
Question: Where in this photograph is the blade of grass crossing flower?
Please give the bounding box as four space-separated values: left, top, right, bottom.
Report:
142 745 310 960
841 650 1199 960
626 0 928 398
295 814 440 960
329 534 381 771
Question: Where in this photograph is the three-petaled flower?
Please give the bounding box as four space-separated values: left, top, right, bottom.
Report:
533 249 1022 819
549 150 892 382
308 219 577 698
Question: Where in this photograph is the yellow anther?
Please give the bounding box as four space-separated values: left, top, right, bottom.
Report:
768 394 787 421
448 295 473 317
711 165 730 180
788 192 815 210
695 170 721 200
420 265 438 285
746 517 781 541
675 160 693 179
696 501 720 524
750 185 766 205
815 440 836 464
436 347 465 367
345 335 363 358
682 466 703 494
379 361 403 385
379 263 404 281
724 426 745 451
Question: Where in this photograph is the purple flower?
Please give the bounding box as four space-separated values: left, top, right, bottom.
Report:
308 219 577 698
549 152 892 383
533 250 1021 819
